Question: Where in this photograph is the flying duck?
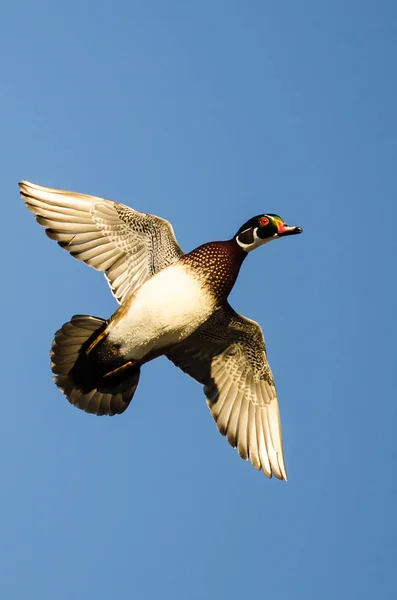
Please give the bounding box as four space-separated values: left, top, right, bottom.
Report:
20 180 302 480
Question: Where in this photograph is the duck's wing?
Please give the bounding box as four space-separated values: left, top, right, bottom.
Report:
20 180 184 304
166 303 287 480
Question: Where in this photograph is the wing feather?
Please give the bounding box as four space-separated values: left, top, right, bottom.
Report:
167 304 287 480
20 180 184 303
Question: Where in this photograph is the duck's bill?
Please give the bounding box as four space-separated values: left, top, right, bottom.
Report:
277 224 303 237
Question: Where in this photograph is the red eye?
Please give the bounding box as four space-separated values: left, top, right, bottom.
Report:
259 216 269 226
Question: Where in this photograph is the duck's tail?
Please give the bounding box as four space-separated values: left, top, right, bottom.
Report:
50 315 140 416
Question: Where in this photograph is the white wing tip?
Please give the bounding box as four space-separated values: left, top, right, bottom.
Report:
19 180 47 197
19 179 36 189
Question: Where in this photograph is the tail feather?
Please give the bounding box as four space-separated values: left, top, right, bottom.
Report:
51 315 140 416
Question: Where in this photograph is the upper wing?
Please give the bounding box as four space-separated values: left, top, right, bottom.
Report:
20 180 184 304
167 304 287 479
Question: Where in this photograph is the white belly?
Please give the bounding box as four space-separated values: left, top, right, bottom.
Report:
108 264 214 360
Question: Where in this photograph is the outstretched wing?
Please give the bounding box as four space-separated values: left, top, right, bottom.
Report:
167 304 287 479
20 180 184 304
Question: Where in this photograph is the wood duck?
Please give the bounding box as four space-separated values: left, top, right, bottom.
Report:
20 180 302 480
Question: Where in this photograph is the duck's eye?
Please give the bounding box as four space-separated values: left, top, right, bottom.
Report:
259 216 269 226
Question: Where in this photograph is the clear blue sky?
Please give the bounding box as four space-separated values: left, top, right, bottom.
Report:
1 1 396 599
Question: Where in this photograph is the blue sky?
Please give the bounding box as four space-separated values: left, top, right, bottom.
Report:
1 1 396 598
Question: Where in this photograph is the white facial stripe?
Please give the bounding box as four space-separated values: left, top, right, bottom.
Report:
236 228 278 252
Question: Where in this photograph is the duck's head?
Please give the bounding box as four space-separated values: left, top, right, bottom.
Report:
235 214 302 252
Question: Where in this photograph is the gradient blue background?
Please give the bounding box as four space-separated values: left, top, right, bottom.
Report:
1 2 396 599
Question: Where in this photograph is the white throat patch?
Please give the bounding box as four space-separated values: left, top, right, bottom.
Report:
235 228 277 252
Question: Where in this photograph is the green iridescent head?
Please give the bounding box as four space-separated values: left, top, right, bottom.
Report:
235 213 302 251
